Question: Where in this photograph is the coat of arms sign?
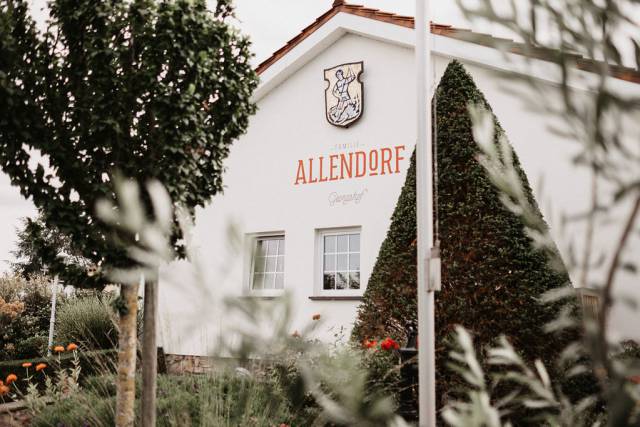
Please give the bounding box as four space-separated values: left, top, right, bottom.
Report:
324 61 363 127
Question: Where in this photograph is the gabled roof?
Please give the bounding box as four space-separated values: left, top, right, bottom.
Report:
256 0 640 84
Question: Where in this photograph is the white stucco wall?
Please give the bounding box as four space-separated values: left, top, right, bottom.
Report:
159 29 640 356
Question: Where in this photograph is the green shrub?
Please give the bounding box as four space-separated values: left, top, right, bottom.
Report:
56 295 118 350
32 371 309 426
14 336 48 358
353 60 578 412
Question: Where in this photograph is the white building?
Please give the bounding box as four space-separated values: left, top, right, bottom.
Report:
158 1 640 358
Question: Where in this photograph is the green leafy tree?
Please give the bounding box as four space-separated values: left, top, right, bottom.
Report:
11 215 91 279
0 0 258 425
353 61 575 412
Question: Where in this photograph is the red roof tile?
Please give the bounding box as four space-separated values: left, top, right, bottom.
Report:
255 2 640 85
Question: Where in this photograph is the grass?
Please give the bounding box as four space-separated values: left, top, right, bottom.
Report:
30 370 310 426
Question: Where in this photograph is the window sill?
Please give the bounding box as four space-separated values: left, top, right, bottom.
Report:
241 292 284 300
308 296 363 301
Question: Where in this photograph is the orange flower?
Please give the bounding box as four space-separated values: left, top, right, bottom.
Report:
53 345 65 353
5 374 17 385
0 385 9 396
363 339 377 349
312 313 321 321
21 362 32 368
35 363 47 372
66 343 78 351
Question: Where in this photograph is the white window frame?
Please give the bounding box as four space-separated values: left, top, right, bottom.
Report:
245 232 286 297
315 227 363 297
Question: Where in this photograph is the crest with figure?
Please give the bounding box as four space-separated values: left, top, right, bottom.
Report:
324 61 363 127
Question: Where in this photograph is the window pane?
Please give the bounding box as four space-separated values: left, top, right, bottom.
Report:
252 273 263 290
336 272 348 289
275 273 284 289
263 273 274 289
337 254 348 271
323 273 335 290
276 255 284 272
349 253 360 271
265 256 276 273
349 234 360 252
324 254 335 272
277 239 285 255
256 240 268 257
337 234 348 252
349 272 360 289
253 257 265 273
267 239 278 256
324 235 336 254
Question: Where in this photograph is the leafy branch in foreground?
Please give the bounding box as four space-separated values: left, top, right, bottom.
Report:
443 326 600 427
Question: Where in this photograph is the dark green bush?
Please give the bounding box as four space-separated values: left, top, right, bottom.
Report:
353 60 578 412
13 336 48 358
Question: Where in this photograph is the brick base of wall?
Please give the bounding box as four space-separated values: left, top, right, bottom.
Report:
164 354 214 374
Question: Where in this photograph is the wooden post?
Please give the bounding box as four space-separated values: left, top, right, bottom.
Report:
141 277 157 427
115 280 140 427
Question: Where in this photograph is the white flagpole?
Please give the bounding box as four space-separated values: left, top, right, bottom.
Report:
47 275 60 356
416 0 437 426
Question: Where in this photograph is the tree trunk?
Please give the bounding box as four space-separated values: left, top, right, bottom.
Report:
141 278 157 427
115 282 139 427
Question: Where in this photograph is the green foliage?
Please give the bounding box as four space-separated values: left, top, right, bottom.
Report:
0 0 258 287
32 371 308 426
353 61 575 410
360 347 403 402
56 294 124 351
11 215 90 279
440 326 622 426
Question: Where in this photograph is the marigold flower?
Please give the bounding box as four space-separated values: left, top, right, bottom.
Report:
53 345 65 353
0 385 9 396
66 343 78 351
21 362 32 368
35 363 47 372
312 313 321 321
5 374 17 385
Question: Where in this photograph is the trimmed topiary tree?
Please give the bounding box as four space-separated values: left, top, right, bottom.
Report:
353 60 574 408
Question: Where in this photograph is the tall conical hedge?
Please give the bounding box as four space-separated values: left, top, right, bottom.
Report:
353 60 573 405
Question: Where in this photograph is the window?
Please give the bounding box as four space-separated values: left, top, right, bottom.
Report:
251 236 285 290
579 289 600 321
321 231 360 291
